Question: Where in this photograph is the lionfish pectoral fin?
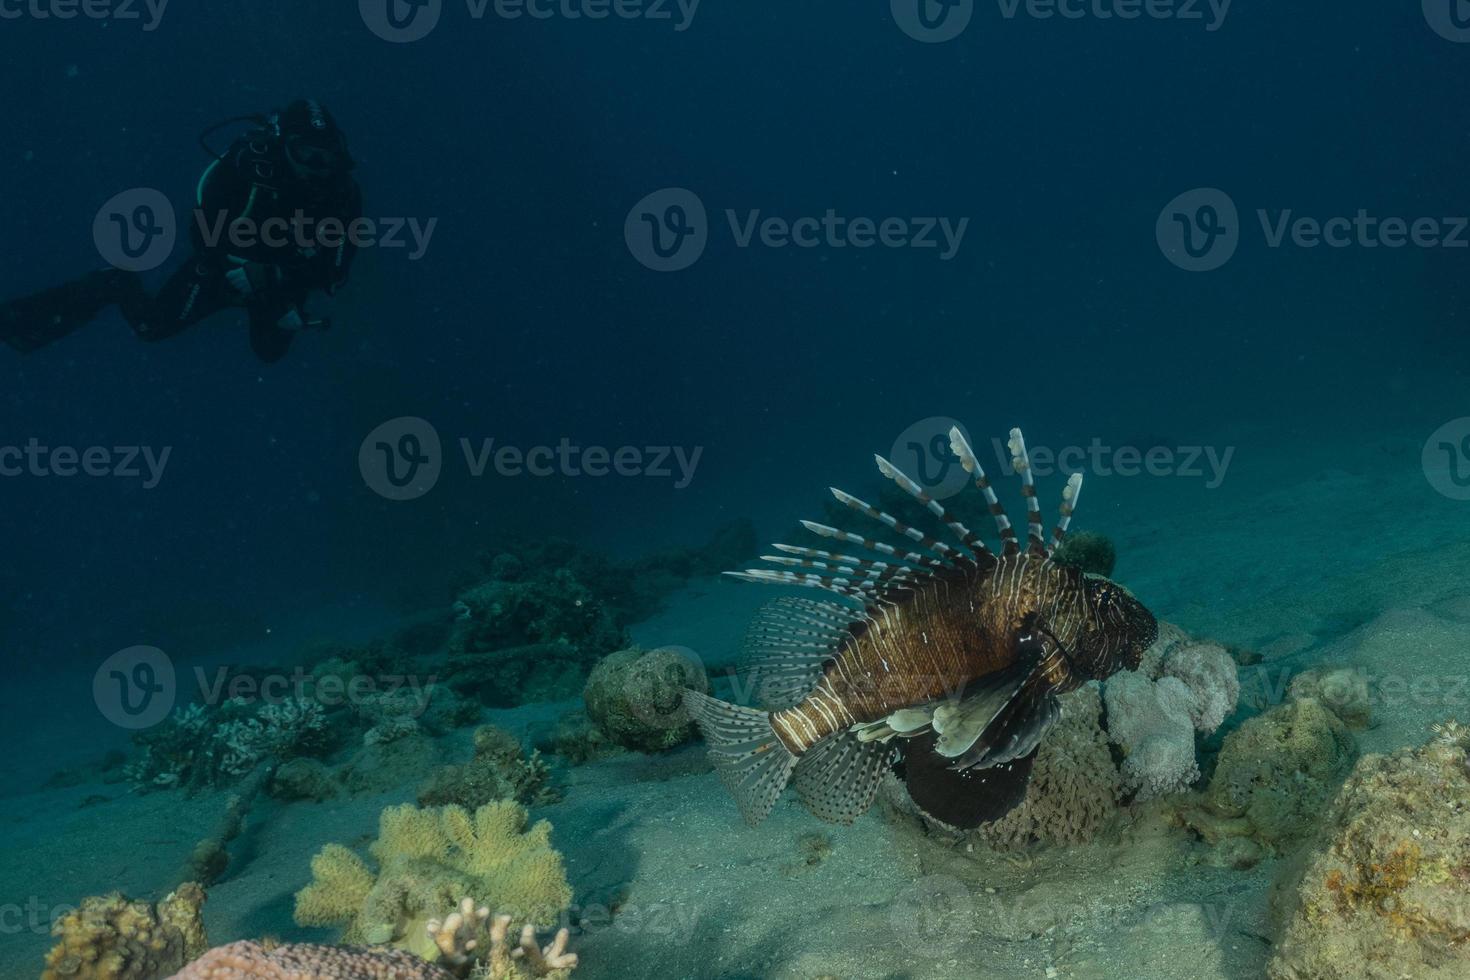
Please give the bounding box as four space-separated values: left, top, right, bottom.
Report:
852 706 935 743
898 733 1039 829
934 632 1064 770
791 732 895 825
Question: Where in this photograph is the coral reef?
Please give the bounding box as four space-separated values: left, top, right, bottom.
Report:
1104 672 1201 800
1288 666 1373 730
541 710 621 765
268 758 339 802
294 801 573 963
1191 696 1356 851
42 883 207 980
418 725 560 810
582 646 710 752
1051 529 1118 577
977 683 1123 849
1268 721 1470 979
427 898 578 979
126 696 330 791
171 941 456 979
1103 634 1239 800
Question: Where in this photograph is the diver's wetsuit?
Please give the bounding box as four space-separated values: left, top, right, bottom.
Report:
1 124 362 363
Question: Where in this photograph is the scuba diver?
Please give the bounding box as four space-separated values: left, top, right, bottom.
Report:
0 99 361 363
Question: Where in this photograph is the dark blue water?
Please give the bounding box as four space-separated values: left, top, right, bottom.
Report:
0 1 1465 671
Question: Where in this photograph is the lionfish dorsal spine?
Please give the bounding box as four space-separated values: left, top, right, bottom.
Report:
1007 428 1049 558
948 426 1021 556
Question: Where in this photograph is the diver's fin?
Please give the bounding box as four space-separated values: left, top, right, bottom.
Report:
791 731 894 825
899 733 1038 829
0 269 135 353
930 631 1064 770
684 690 799 826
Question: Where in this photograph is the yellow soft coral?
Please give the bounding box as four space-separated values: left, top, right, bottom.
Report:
294 802 572 964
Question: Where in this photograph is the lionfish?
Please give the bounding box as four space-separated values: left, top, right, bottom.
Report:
685 426 1157 828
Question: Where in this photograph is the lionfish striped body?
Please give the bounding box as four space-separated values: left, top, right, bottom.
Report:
686 426 1158 828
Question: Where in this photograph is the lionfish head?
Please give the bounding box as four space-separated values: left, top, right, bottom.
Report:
1081 575 1158 675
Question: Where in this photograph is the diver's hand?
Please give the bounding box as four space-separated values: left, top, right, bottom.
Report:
225 256 278 298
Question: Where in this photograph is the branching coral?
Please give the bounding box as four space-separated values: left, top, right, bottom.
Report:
427 898 578 979
293 802 573 964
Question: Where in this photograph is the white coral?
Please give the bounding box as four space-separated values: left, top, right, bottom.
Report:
1104 672 1200 800
1162 641 1240 733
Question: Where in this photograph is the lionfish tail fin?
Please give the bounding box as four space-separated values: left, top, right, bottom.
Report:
683 690 798 826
